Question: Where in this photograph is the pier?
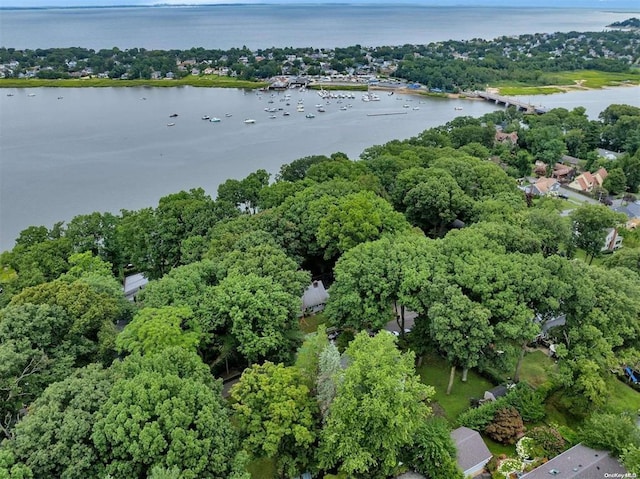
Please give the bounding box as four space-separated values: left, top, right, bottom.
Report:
473 91 548 114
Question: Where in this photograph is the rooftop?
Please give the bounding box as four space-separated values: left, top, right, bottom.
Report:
520 443 627 479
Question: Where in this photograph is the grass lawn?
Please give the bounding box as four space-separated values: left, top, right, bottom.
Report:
0 75 267 89
603 374 640 414
573 248 604 266
299 312 327 334
497 85 566 96
541 69 640 89
247 457 276 479
417 353 495 422
519 350 554 388
483 434 517 457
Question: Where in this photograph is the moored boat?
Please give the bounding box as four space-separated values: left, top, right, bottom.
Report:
244 119 256 124
210 117 221 122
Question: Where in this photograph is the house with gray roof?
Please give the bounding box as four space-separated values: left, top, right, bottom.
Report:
451 427 493 477
301 280 329 314
520 443 627 479
123 272 148 301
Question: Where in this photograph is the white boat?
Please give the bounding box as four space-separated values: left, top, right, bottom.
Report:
269 115 277 119
225 113 233 117
167 122 176 127
454 106 463 110
283 111 290 116
305 113 315 119
317 107 326 112
202 115 211 120
297 105 305 112
340 106 347 111
244 119 256 124
210 117 221 123
403 104 410 108
413 106 420 110
27 93 36 97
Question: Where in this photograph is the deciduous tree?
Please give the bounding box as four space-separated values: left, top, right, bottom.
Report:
318 332 433 478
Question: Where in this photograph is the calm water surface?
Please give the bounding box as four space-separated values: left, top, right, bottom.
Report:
1 5 638 50
1 85 638 250
1 4 640 249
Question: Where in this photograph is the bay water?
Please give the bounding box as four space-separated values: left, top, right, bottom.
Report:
1 4 639 250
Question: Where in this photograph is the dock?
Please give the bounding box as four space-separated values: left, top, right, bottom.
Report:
367 112 409 117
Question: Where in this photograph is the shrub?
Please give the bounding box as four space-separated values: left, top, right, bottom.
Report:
526 426 567 458
506 383 546 422
578 412 640 457
496 458 523 478
458 395 510 430
516 437 538 461
485 407 525 445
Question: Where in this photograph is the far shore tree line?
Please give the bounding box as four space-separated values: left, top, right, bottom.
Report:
0 101 639 478
1 27 638 90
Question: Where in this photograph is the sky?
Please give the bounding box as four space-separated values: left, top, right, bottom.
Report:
1 0 639 8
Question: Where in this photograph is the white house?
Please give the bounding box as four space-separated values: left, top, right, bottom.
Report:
602 228 623 251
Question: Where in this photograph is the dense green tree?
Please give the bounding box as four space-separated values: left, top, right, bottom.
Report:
210 273 301 364
570 204 626 264
316 342 342 421
602 247 640 275
578 412 640 457
318 332 434 478
64 212 122 271
215 243 310 297
276 155 331 182
619 153 640 192
407 418 464 479
2 365 113 479
403 169 473 236
294 325 329 391
428 283 493 394
325 234 436 332
217 170 270 213
92 348 247 479
526 208 572 257
118 189 236 279
116 306 201 356
317 191 411 260
603 168 628 195
231 362 319 477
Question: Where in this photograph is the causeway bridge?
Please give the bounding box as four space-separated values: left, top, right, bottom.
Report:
473 91 548 114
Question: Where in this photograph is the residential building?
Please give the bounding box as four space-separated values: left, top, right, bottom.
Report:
525 177 560 196
301 280 329 314
551 163 575 183
520 443 627 479
568 168 608 193
495 130 518 145
451 427 493 477
602 228 623 251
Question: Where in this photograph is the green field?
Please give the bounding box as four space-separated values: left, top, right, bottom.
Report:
518 350 555 388
417 353 495 422
495 69 640 95
0 75 267 89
